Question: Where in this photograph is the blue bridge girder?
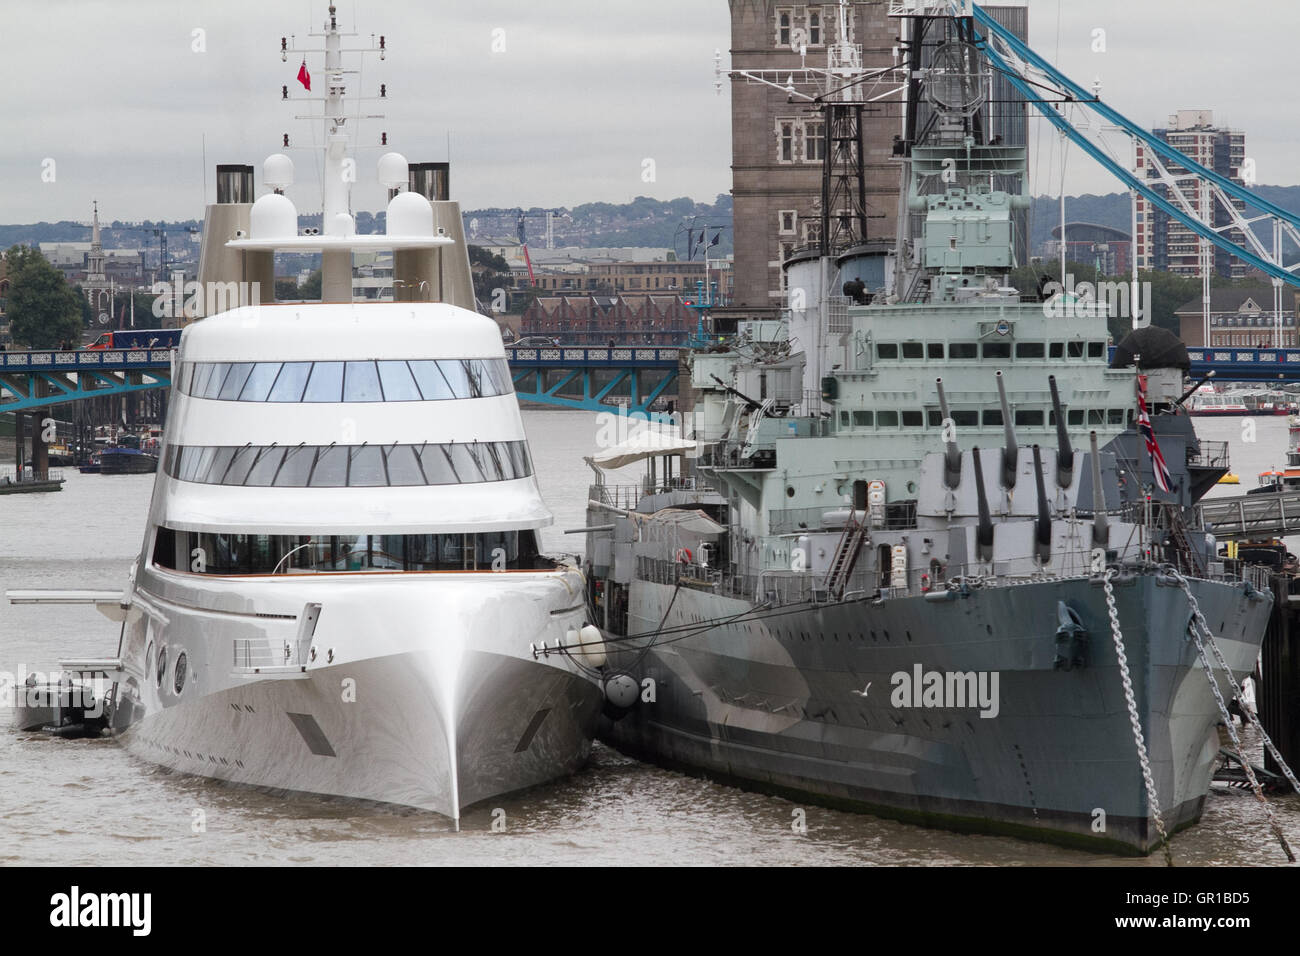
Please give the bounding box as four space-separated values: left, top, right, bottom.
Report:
0 349 175 414
504 345 681 414
1 346 683 416
967 4 1300 291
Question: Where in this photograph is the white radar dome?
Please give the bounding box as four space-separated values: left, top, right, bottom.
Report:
326 212 356 237
249 192 298 240
377 152 409 189
263 153 295 189
386 190 434 237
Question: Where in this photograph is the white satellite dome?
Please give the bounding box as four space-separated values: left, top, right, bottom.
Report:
249 192 298 240
386 190 434 237
377 152 409 190
263 153 295 189
326 212 356 237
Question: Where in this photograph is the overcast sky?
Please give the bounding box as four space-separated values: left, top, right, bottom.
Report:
0 0 1296 225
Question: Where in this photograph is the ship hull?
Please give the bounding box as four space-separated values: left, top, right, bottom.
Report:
111 567 604 819
599 573 1269 853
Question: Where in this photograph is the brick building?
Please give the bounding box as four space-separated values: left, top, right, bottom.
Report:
520 294 694 346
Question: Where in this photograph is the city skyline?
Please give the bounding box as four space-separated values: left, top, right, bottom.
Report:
0 1 1295 223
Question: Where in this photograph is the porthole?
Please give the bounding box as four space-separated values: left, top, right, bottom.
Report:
156 645 167 688
906 481 917 494
174 652 188 695
786 486 796 498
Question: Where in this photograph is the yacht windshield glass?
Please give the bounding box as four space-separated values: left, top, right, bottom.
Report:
182 359 513 402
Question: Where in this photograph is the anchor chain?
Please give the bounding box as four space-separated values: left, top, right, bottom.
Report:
1102 569 1174 866
1166 568 1297 862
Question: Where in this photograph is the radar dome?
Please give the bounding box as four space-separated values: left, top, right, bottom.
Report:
377 152 409 189
386 190 434 237
263 153 295 189
249 192 298 240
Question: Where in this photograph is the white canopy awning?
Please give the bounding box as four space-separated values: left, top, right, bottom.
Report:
585 430 697 471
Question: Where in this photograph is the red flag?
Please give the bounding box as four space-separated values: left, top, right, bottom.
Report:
296 59 311 91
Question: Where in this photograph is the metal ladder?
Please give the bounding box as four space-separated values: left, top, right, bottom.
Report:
824 513 868 599
1163 505 1206 577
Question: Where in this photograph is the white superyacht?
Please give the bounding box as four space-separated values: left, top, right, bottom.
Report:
12 4 605 821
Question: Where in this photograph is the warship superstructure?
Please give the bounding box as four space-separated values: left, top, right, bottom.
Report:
580 2 1272 852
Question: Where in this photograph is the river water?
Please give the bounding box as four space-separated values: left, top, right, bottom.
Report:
0 410 1295 866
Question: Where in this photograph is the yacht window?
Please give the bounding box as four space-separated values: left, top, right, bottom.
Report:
245 446 286 486
1067 341 1085 358
949 343 977 359
983 342 1011 359
852 410 872 427
1049 342 1064 359
1068 409 1084 426
218 363 255 401
902 410 923 427
928 344 945 360
183 359 513 402
877 410 899 427
190 362 220 398
240 362 283 402
1015 409 1044 426
927 410 942 427
1108 409 1124 425
348 445 387 486
153 528 546 575
303 362 345 402
439 360 480 398
344 362 384 402
901 342 923 360
839 411 850 427
167 441 533 487
267 362 313 402
1016 342 1045 358
310 445 349 486
953 410 978 427
275 445 317 486
223 445 260 486
1088 409 1105 425
378 361 422 402
1088 342 1106 359
876 343 898 360
982 409 1003 426
409 360 455 400
384 445 425 485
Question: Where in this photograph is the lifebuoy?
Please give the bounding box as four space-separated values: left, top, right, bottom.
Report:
675 547 693 564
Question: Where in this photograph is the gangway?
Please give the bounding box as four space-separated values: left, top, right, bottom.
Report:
1200 492 1300 541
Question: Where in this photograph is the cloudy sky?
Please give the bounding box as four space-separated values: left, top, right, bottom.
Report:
0 0 1295 225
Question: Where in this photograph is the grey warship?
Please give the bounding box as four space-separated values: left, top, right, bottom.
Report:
578 2 1272 853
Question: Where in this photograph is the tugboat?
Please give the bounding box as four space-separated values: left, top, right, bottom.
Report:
9 4 604 822
580 2 1275 853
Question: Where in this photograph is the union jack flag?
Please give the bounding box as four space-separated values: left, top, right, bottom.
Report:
1137 375 1173 493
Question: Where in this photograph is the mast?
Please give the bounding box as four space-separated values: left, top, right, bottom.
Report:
319 3 353 300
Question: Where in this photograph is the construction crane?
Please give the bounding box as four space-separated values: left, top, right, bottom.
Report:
469 207 570 284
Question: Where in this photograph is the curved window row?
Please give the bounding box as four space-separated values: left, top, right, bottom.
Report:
164 441 532 488
152 527 547 574
179 359 513 403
